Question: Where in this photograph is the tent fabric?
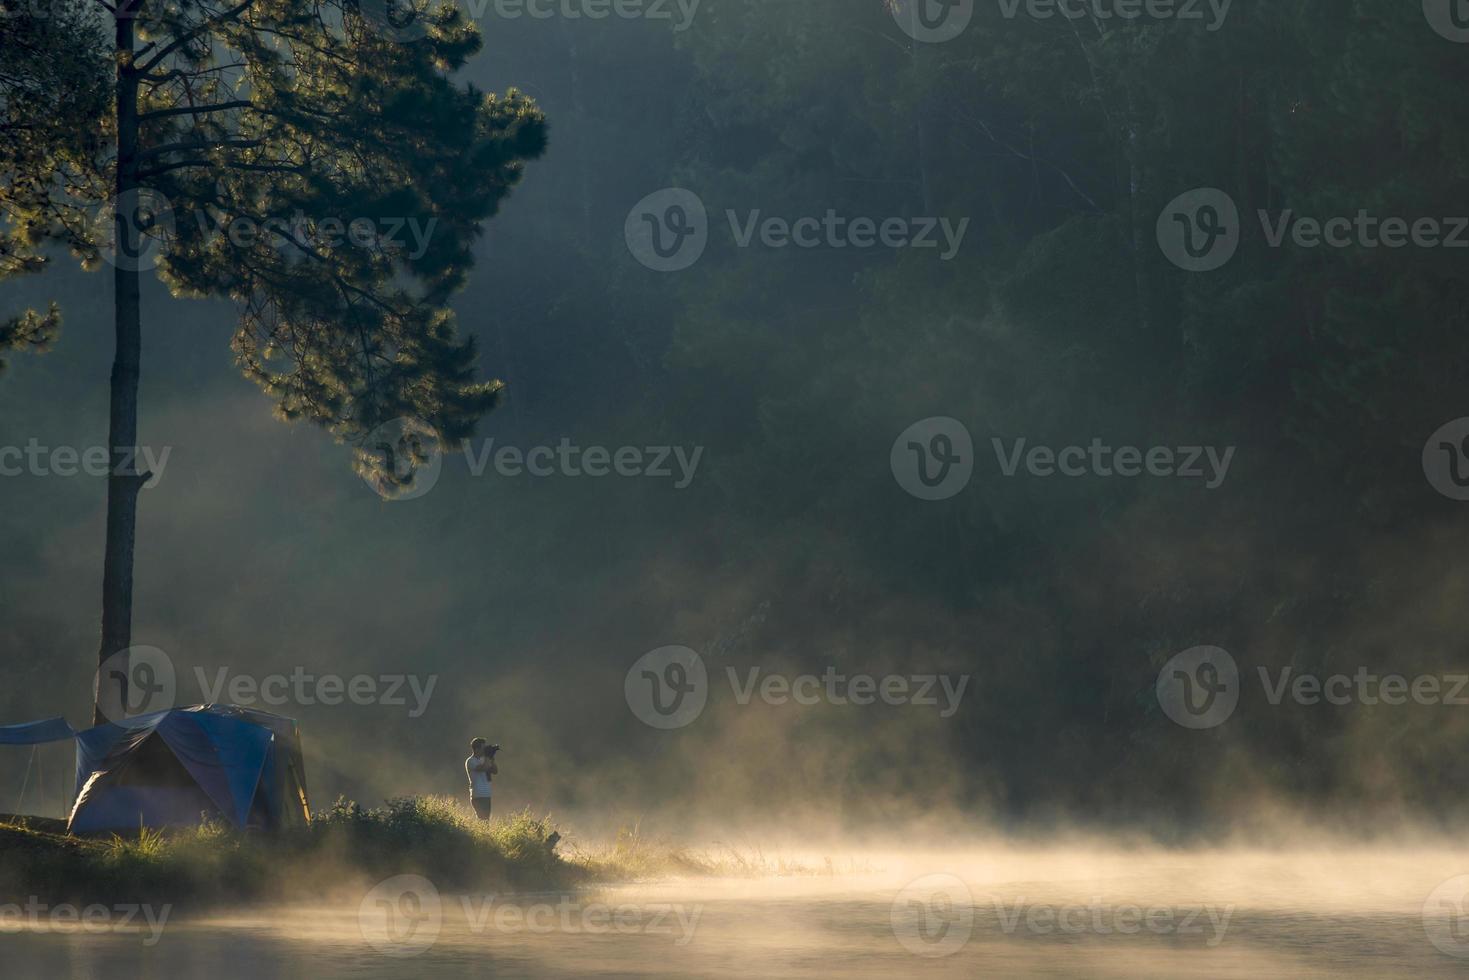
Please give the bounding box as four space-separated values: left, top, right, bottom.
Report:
65 705 310 834
73 712 169 799
167 711 273 826
0 717 76 745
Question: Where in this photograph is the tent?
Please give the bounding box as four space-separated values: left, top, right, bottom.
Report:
0 705 311 834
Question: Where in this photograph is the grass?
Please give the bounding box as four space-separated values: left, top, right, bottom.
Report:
0 797 845 910
0 796 578 909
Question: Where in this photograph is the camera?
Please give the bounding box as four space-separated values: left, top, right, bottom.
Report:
486 743 501 757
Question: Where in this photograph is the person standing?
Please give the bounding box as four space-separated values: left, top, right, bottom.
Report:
465 737 497 820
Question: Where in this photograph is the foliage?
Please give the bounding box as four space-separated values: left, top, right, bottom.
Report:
0 0 547 473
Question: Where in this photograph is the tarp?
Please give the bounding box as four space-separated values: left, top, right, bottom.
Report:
68 705 309 833
0 717 76 746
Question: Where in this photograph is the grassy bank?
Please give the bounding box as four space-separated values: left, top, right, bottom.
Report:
0 796 578 909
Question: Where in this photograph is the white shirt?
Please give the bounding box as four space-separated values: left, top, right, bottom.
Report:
465 754 493 798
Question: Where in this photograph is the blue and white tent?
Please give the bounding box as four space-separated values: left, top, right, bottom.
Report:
0 705 311 834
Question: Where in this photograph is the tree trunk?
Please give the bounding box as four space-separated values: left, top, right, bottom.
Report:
94 5 144 727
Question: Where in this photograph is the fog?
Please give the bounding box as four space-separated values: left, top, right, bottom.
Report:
10 844 1469 977
5 0 1469 877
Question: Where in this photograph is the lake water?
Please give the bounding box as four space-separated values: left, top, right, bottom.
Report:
7 847 1469 977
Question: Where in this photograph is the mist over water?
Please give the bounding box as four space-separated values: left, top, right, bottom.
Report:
8 845 1468 977
7 0 1469 976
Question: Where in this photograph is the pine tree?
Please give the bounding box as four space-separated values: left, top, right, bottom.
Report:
0 0 547 723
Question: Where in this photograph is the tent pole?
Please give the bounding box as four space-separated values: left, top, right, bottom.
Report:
15 746 35 816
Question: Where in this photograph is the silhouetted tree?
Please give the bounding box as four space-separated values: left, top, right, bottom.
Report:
0 0 546 722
